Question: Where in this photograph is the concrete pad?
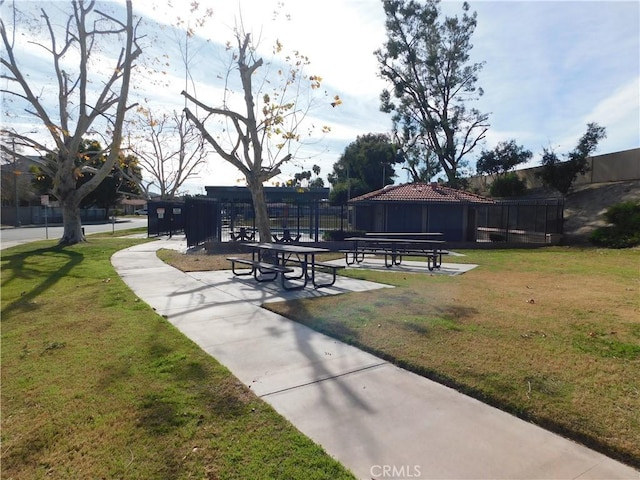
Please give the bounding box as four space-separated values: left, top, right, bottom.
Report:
262 363 639 480
332 257 479 276
187 269 393 306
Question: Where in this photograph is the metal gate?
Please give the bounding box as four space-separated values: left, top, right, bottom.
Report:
147 201 185 237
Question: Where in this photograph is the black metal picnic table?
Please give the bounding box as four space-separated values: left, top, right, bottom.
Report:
343 236 447 270
228 242 342 289
272 228 301 243
230 226 256 242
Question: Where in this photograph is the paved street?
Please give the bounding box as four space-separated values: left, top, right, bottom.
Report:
0 217 148 250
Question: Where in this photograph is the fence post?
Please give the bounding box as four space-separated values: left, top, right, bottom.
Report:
313 201 320 241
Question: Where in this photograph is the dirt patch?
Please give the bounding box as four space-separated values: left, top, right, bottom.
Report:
157 248 238 271
563 180 640 243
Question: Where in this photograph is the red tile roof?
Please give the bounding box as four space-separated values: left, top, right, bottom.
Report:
349 182 494 204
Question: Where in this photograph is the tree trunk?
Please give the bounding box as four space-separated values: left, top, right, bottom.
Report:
53 152 85 245
59 197 85 245
247 178 271 243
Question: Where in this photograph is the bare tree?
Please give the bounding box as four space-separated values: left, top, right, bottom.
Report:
121 2 213 201
128 108 209 200
182 28 336 242
1 0 141 244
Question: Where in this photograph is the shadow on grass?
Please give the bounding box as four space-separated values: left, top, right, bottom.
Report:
133 320 253 441
274 297 640 470
138 393 190 436
1 245 83 317
406 304 478 335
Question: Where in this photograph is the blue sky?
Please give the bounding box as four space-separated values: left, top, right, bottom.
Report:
3 0 639 193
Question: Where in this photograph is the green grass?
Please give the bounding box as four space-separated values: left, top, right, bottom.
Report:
1 237 354 479
264 247 640 468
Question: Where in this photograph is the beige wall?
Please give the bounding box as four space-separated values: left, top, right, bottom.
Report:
581 148 640 183
470 148 639 193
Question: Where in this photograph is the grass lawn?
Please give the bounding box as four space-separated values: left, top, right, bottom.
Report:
0 233 355 479
160 246 640 469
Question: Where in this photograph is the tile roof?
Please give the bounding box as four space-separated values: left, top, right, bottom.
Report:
349 182 495 204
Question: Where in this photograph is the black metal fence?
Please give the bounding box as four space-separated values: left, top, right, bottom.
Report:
180 197 564 246
184 197 218 248
217 200 349 242
147 201 185 237
475 199 564 244
181 198 349 246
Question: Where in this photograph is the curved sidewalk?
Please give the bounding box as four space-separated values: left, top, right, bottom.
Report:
112 237 639 480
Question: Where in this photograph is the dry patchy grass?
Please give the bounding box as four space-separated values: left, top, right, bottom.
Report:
161 246 640 468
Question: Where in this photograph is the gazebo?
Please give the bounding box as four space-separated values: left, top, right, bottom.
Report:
348 182 495 241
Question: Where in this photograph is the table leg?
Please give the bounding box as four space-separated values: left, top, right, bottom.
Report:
280 252 308 290
282 252 305 280
385 252 394 268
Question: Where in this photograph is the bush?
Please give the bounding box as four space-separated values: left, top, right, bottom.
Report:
489 173 527 197
590 201 640 248
603 201 640 231
589 227 640 249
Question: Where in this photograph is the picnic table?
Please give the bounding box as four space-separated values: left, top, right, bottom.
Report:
230 226 256 242
343 236 448 270
227 242 344 289
272 228 301 243
365 232 444 239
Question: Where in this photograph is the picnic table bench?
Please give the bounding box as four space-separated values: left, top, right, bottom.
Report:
342 235 448 270
228 243 343 289
226 257 294 283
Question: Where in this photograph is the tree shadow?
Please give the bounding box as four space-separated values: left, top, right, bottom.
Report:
261 297 383 463
433 304 479 321
1 245 84 317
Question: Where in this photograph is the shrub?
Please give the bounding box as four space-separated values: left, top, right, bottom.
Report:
489 173 527 197
603 201 640 231
590 201 640 248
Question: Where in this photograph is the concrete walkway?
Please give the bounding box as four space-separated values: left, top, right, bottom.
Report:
111 237 639 480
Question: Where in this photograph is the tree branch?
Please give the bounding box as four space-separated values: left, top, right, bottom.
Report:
183 107 248 175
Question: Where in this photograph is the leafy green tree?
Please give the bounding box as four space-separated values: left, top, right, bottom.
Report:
309 164 325 188
476 140 532 175
397 140 442 183
489 173 527 197
328 133 399 203
376 0 489 187
392 118 442 183
537 123 606 196
80 153 141 217
287 165 324 188
477 140 532 197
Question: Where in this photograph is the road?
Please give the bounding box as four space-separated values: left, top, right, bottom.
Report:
0 217 149 250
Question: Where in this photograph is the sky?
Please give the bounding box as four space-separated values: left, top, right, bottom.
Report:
2 0 639 195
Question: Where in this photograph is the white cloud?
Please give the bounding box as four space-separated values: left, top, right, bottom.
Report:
4 0 638 191
582 76 640 153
